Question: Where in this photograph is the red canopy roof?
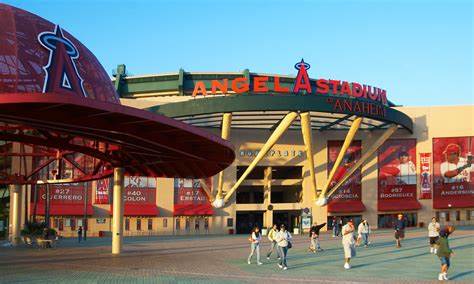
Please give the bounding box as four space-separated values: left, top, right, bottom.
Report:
328 200 366 213
174 204 214 216
378 199 422 212
0 4 235 183
108 204 159 216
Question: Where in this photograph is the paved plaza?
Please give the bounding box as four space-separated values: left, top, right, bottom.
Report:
0 227 473 283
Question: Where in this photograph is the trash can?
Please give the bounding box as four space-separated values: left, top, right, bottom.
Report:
98 231 104 237
293 228 300 235
228 228 234 235
261 228 268 236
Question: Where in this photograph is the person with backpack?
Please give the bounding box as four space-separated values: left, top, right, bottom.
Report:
276 224 292 270
436 226 455 281
247 226 263 265
308 222 326 252
266 224 280 260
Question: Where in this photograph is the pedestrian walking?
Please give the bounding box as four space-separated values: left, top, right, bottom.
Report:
331 216 338 237
247 226 263 265
77 226 83 243
428 217 440 254
276 224 292 270
357 220 370 247
342 220 356 269
337 217 343 237
266 224 280 259
394 214 406 248
308 222 326 252
436 226 455 281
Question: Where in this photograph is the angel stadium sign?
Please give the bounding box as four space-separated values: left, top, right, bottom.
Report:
192 59 388 107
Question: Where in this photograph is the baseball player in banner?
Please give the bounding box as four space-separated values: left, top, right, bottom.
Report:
433 136 474 208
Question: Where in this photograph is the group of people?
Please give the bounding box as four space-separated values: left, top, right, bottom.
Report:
247 224 292 270
246 215 456 280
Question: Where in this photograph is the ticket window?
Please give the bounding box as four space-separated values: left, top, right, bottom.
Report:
125 218 130 231
185 218 190 232
137 219 142 231
175 218 181 231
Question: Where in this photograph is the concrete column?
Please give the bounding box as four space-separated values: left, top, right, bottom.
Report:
112 167 124 254
9 184 22 246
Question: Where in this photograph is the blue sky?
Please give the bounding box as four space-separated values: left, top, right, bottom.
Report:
4 0 473 106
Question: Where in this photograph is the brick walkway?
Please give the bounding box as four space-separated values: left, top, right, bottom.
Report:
0 228 473 283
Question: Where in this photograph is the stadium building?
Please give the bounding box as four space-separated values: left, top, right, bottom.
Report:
3 58 474 238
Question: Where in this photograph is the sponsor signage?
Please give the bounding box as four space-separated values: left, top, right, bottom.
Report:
419 153 432 199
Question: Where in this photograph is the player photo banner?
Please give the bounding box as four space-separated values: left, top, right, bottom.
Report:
94 178 111 204
378 139 421 211
124 176 156 204
174 178 214 215
433 137 474 209
326 141 364 212
419 153 432 199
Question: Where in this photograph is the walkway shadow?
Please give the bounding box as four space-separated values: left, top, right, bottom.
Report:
450 270 474 280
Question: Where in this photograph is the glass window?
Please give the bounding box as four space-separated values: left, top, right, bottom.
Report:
378 213 417 228
148 219 153 231
163 218 168 228
137 219 142 231
227 218 233 227
175 218 180 230
125 219 130 231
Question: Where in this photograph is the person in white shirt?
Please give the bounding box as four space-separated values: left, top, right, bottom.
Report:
357 220 370 247
428 217 440 254
396 151 416 184
276 224 292 270
266 224 280 259
342 220 356 269
440 143 473 183
247 226 262 265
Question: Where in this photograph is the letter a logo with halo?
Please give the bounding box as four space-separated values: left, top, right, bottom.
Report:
38 25 88 97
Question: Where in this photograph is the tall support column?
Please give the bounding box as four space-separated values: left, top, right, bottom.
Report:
300 112 318 200
223 112 298 203
213 113 232 208
326 125 398 199
263 167 272 228
9 184 22 246
112 167 124 254
319 117 363 199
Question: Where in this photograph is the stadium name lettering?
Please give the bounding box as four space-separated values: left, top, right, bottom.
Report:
191 77 387 105
191 60 388 105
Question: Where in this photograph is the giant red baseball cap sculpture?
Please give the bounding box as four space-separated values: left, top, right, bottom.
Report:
0 4 235 184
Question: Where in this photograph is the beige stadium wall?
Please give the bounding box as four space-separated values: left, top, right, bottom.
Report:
17 103 473 237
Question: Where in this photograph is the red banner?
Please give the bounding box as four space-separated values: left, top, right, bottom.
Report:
419 153 432 199
94 178 111 204
433 137 474 209
109 176 158 216
378 139 421 211
174 178 214 216
327 140 365 213
32 183 92 215
124 176 156 204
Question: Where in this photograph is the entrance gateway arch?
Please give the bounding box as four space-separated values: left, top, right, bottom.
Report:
116 61 413 212
0 4 234 254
